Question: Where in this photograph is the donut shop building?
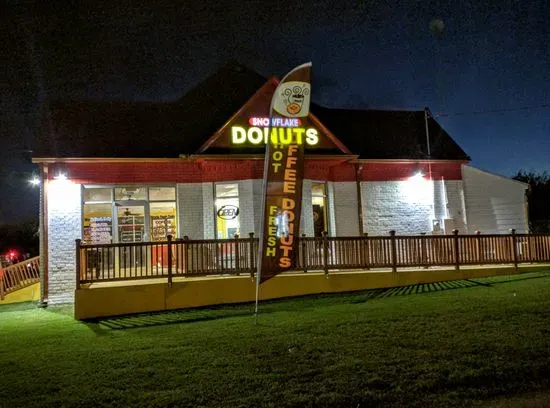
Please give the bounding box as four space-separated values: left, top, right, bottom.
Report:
33 64 528 305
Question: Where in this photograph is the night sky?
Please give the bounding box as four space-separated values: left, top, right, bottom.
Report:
1 0 549 223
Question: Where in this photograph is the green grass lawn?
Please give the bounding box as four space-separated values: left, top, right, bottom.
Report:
1 273 550 408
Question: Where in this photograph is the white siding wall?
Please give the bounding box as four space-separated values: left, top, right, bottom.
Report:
47 181 82 304
177 183 204 239
462 165 528 234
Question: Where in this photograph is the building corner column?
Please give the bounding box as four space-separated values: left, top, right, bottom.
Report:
355 164 364 234
39 164 48 306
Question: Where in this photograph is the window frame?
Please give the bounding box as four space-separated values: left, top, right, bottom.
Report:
81 184 178 244
213 182 240 239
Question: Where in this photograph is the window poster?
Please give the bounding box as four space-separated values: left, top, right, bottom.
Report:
84 216 112 244
151 216 176 241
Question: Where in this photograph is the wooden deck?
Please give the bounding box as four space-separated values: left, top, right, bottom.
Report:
77 232 550 287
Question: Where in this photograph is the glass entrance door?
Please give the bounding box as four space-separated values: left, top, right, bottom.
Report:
115 203 149 276
116 203 149 243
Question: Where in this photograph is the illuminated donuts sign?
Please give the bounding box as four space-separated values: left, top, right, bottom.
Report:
230 117 319 146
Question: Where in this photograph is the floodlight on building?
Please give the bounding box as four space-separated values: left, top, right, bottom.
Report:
54 173 68 181
29 176 40 186
401 170 433 204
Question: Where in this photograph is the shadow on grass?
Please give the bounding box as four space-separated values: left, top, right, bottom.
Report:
90 307 255 331
87 279 488 331
471 272 550 286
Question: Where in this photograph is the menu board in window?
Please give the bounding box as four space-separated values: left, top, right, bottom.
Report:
83 217 112 244
151 216 176 241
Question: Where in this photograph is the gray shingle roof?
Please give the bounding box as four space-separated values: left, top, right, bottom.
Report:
35 62 470 161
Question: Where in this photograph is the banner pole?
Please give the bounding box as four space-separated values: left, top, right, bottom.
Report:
255 109 274 318
254 61 312 319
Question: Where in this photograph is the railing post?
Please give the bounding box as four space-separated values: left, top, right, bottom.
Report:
234 234 240 275
420 232 428 268
527 232 533 263
389 230 397 273
301 233 308 273
0 268 4 300
183 235 189 275
475 230 482 263
510 229 518 270
167 235 173 287
75 239 81 290
322 231 329 277
249 232 255 278
452 230 460 270
363 233 370 270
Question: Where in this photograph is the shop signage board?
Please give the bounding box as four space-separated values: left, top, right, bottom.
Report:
198 69 351 155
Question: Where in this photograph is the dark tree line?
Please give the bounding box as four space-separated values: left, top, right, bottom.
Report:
0 219 39 260
513 171 550 233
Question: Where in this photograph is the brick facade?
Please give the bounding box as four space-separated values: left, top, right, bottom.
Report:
331 181 360 236
47 180 82 304
177 183 204 239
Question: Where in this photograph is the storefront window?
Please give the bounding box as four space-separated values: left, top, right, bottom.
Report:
84 188 112 203
83 187 113 244
312 182 328 237
82 186 177 243
114 187 147 201
149 187 176 201
150 202 177 241
215 183 240 239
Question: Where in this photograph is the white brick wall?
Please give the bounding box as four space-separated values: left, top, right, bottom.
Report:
47 180 82 304
177 183 204 239
237 180 255 237
442 180 467 233
433 180 446 223
202 182 215 239
462 165 528 234
300 180 314 236
362 180 435 236
252 179 264 237
327 182 337 236
331 181 360 236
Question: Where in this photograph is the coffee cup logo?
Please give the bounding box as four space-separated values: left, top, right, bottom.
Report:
284 85 309 115
272 81 311 118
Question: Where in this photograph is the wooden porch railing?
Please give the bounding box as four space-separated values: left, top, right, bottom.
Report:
76 230 550 287
0 256 40 300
